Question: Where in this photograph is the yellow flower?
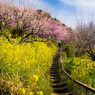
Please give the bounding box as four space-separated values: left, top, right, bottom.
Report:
24 34 26 37
28 92 33 95
52 93 57 95
37 91 43 95
2 22 5 25
89 84 91 87
20 88 26 94
32 75 38 82
20 21 23 24
8 17 10 20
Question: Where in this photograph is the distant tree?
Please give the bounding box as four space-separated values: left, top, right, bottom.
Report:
36 9 51 18
75 21 95 60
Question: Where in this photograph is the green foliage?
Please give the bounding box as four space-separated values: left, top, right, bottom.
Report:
64 42 75 58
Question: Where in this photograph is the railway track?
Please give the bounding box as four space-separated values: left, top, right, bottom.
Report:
50 48 74 95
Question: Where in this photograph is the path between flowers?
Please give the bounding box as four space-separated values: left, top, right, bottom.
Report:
50 48 74 95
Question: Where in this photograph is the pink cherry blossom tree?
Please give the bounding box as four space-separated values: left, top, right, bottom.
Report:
0 0 73 43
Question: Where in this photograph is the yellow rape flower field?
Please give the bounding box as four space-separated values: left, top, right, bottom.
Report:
62 53 95 89
0 36 58 95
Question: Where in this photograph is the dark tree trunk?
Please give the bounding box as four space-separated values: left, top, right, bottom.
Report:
91 54 95 61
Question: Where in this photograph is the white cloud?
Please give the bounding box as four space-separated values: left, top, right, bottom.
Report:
59 0 95 28
60 0 95 8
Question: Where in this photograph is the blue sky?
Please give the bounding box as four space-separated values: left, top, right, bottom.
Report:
31 0 95 29
14 0 95 29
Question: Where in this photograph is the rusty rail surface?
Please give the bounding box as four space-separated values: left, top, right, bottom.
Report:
59 47 95 94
